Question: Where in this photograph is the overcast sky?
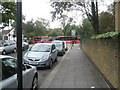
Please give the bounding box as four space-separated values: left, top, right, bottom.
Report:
22 0 114 29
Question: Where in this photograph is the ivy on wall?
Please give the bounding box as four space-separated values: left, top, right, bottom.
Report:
91 32 120 39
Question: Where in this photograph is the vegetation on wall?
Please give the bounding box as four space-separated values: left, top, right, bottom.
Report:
91 31 119 39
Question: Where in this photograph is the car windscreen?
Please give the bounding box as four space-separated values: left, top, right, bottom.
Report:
30 44 51 52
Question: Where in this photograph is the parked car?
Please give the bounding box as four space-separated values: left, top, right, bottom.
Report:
52 40 65 56
0 40 16 55
0 55 38 89
12 40 29 51
22 41 29 51
63 41 68 51
23 43 57 69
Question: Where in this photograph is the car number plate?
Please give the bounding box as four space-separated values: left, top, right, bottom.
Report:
29 62 38 65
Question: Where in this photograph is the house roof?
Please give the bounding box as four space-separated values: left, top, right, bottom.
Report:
2 30 11 35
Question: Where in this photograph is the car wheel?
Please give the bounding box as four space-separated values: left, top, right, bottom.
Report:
31 76 38 90
65 48 68 51
48 61 52 69
13 48 16 53
54 57 57 62
64 51 65 54
2 50 6 55
61 52 64 56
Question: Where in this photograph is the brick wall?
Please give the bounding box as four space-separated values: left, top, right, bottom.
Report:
82 37 119 89
115 2 120 31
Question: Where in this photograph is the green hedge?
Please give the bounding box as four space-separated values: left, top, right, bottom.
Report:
91 32 120 39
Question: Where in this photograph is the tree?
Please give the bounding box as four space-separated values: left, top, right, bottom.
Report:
47 28 63 37
11 15 26 30
76 18 93 38
34 19 48 36
59 15 74 35
51 0 99 35
22 18 49 39
107 3 114 14
1 1 16 29
99 12 114 33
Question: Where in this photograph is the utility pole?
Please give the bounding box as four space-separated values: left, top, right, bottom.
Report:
16 0 23 89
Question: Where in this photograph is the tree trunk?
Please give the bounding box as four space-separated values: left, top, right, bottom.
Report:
91 1 99 34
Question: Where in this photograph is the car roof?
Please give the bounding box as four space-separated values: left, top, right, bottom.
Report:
0 55 14 59
34 43 54 46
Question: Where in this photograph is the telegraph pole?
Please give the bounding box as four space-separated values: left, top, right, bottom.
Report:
16 0 23 89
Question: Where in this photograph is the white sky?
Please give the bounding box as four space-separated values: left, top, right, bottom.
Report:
22 0 58 29
22 0 114 29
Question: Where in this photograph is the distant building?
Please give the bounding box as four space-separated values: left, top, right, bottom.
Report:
115 1 120 31
1 29 25 41
1 29 16 40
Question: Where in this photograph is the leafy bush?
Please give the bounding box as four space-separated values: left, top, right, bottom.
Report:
91 31 119 39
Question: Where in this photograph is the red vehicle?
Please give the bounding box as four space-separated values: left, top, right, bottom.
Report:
55 36 81 44
33 36 53 44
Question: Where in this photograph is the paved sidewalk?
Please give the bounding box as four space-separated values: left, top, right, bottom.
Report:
40 44 109 88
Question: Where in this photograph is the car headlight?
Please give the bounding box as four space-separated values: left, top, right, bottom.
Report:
41 55 49 61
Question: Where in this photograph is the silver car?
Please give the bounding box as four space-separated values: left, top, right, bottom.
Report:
63 41 68 51
0 40 16 55
0 55 38 89
23 43 57 69
52 40 65 56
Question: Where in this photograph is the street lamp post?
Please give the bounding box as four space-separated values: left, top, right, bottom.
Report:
16 0 23 89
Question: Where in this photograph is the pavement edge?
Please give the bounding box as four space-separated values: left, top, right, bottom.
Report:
40 46 71 88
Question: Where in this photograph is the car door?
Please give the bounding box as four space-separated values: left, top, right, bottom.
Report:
3 41 12 53
1 58 18 89
6 41 14 53
22 65 34 88
9 40 16 51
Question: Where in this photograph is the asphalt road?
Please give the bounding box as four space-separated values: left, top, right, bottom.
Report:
7 49 63 87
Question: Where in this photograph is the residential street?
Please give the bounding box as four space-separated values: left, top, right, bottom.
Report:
40 44 110 88
7 44 68 87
